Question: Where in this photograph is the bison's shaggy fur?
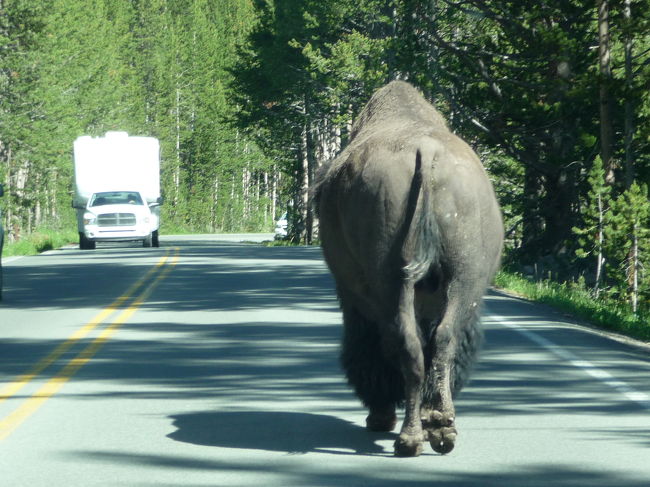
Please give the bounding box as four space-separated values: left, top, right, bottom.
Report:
312 81 503 456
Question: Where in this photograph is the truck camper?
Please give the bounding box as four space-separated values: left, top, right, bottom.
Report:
73 132 162 249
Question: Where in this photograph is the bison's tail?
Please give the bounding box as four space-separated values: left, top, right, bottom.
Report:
402 150 439 282
403 150 481 397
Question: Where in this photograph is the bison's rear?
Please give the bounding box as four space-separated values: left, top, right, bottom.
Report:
313 81 503 456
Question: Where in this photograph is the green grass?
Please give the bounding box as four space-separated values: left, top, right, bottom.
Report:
3 228 78 257
494 270 650 342
158 221 197 235
262 238 298 247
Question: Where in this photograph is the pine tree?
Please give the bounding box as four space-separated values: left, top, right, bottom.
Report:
1 0 148 234
573 156 612 295
605 182 650 314
232 0 399 242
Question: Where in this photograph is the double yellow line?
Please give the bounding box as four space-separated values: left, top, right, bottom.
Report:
0 247 180 441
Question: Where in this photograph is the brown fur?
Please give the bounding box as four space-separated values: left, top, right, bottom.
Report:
313 81 503 456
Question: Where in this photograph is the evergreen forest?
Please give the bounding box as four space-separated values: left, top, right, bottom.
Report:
1 0 650 318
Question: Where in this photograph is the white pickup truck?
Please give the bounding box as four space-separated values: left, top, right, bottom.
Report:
72 132 162 250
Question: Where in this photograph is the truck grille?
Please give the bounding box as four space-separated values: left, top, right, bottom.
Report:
97 213 136 227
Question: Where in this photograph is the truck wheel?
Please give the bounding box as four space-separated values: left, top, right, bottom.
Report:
79 233 95 250
152 230 159 248
143 234 153 248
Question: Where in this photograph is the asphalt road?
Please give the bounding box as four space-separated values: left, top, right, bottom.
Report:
1 234 649 487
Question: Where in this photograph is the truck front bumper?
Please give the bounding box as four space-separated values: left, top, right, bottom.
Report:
84 226 151 242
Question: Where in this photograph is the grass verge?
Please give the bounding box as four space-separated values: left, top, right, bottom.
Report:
2 229 77 257
494 270 650 342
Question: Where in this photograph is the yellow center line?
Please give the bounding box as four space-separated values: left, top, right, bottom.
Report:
0 248 171 405
0 247 179 441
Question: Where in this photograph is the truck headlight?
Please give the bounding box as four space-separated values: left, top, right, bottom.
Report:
83 213 96 225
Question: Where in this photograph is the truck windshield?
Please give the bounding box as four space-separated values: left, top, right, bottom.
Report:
89 191 143 207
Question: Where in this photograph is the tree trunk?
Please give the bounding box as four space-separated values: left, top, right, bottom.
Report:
623 0 634 188
598 0 615 184
521 166 544 259
173 85 182 208
271 165 278 221
298 118 311 244
595 192 605 296
629 226 639 314
211 176 219 232
242 163 250 220
2 144 13 242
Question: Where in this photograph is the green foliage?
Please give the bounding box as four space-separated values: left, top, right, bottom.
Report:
427 1 601 258
3 227 77 256
495 270 650 341
482 148 525 248
130 0 274 232
574 157 611 255
230 0 402 242
1 0 275 241
572 155 611 293
604 182 650 309
571 158 650 314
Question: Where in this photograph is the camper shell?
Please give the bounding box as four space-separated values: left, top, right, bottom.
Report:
73 131 162 249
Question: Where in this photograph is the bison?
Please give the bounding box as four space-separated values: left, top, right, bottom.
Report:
312 81 503 457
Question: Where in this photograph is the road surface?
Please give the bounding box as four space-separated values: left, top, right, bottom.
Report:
1 234 649 486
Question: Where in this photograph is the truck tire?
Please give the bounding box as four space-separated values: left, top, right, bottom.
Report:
152 230 159 248
79 233 96 250
143 233 153 248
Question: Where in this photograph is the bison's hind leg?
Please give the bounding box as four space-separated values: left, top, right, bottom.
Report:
420 331 458 455
420 290 483 455
340 304 402 433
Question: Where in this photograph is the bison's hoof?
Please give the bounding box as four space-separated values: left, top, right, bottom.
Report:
429 427 456 454
423 411 457 455
394 434 423 457
366 411 397 432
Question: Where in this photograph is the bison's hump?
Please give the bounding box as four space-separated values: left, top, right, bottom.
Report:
350 81 448 140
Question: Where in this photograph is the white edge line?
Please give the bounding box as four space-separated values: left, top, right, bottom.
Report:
487 312 650 411
1 256 23 264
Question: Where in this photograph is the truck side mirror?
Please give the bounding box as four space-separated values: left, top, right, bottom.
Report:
149 196 163 207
